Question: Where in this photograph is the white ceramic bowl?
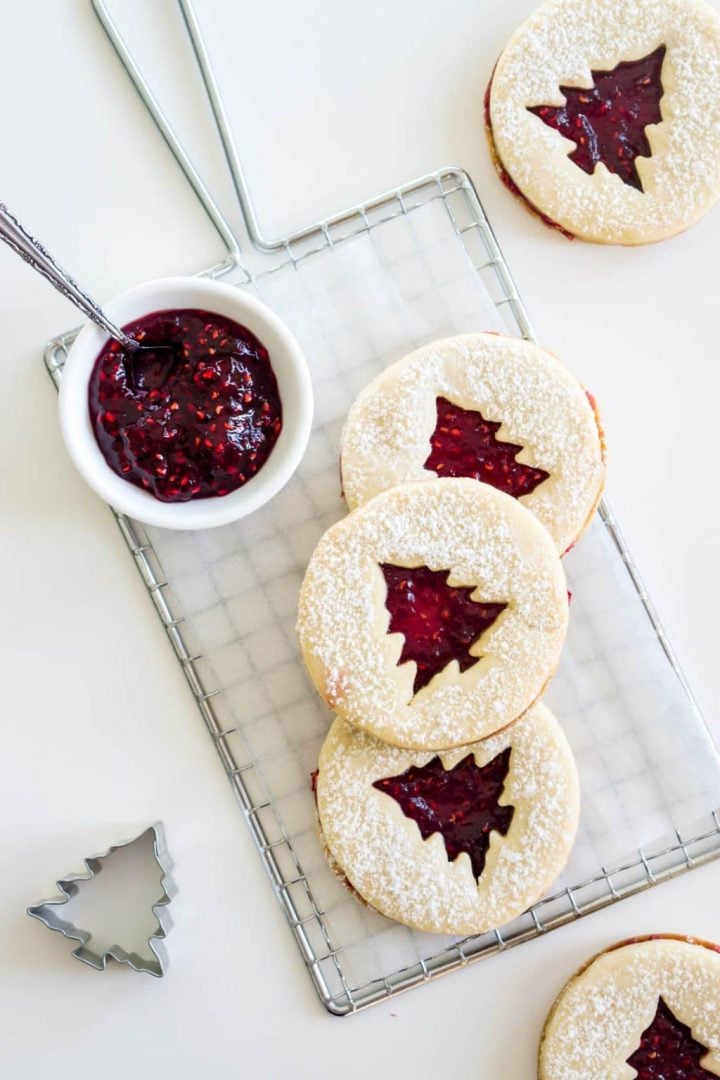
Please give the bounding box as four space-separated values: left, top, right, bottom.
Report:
59 276 313 530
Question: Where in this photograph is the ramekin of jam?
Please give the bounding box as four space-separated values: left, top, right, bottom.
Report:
59 276 313 529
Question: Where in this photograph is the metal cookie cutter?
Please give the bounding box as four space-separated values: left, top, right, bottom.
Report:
27 822 175 977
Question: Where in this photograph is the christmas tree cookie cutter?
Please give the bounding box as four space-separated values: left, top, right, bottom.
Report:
27 822 175 977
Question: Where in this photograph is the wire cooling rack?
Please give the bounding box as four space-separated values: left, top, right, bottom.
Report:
43 0 720 1015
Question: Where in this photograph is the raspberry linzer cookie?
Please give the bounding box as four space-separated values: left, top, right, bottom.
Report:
340 333 605 553
487 0 720 244
315 705 579 936
297 478 568 750
539 935 720 1078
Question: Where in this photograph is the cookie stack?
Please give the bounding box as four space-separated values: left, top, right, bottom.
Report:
296 332 606 936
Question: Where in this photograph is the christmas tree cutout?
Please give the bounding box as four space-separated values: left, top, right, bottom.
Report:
27 823 175 977
528 46 666 192
373 748 515 879
626 997 715 1078
381 563 507 693
425 397 548 498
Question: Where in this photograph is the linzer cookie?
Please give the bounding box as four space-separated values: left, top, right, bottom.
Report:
297 478 568 750
486 0 720 244
315 705 579 936
539 935 720 1078
340 333 605 553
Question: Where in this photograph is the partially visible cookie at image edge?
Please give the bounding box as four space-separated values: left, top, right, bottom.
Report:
539 934 720 1078
487 0 720 244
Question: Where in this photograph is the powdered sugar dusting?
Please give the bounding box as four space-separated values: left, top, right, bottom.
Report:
490 0 720 244
540 937 720 1077
316 704 580 935
297 477 568 749
340 333 605 551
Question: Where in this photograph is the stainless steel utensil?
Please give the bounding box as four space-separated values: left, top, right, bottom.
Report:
0 202 155 352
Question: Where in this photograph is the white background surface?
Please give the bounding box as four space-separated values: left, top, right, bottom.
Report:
2 1 720 1076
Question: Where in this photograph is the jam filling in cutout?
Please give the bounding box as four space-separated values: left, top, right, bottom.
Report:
373 747 515 880
380 564 508 694
626 996 715 1079
425 396 549 498
89 308 282 502
528 45 666 193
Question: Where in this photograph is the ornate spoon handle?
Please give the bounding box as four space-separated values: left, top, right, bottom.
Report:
0 202 138 349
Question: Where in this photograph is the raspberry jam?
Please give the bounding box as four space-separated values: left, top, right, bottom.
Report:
626 997 714 1079
425 396 549 498
88 308 282 502
528 46 666 193
381 563 507 694
373 747 514 880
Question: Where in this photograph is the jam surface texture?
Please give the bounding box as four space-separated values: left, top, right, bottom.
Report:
528 46 666 193
373 747 515 880
381 563 507 694
88 308 282 502
425 396 549 498
626 996 715 1079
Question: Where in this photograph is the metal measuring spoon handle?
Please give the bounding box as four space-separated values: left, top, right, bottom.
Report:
0 201 140 350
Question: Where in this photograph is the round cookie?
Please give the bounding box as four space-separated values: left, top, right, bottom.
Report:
315 705 580 936
539 935 720 1078
487 0 720 245
297 477 568 750
340 333 605 553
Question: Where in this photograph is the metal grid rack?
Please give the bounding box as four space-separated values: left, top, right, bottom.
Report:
42 0 720 1014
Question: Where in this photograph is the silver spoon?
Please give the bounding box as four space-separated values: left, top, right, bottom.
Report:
0 202 165 353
